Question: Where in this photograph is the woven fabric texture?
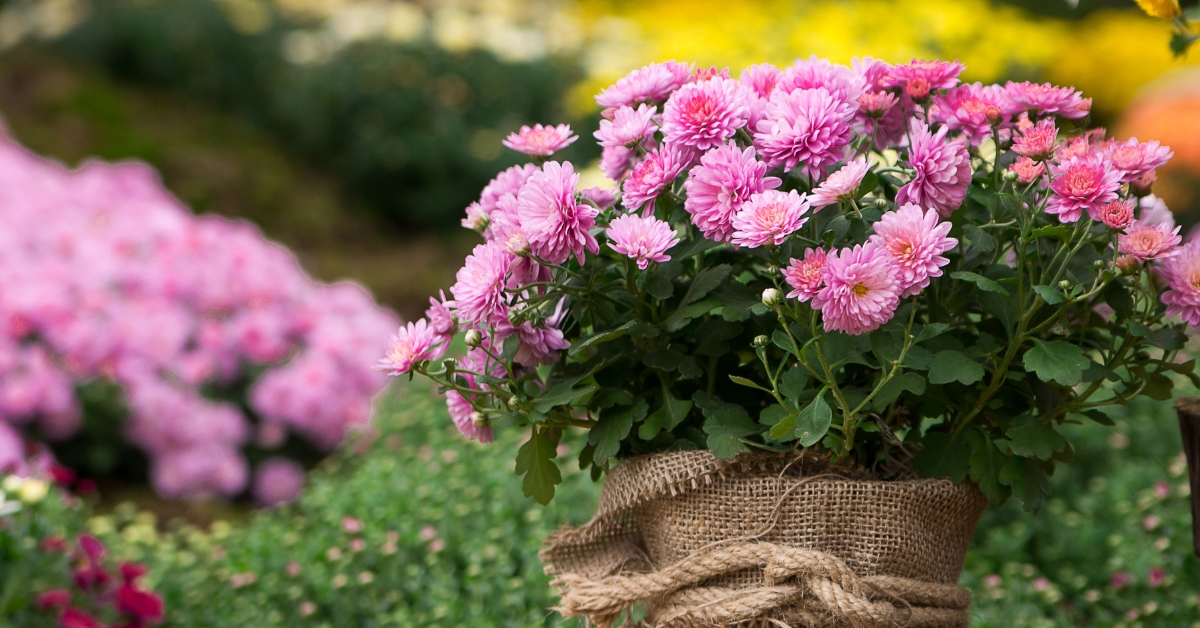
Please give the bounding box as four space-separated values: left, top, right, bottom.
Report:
541 450 988 627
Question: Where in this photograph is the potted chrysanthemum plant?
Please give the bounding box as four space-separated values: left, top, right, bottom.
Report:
380 57 1192 626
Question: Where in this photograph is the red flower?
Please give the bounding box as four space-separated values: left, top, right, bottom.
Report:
59 608 103 628
35 589 71 610
78 535 105 563
72 566 111 590
76 479 97 494
49 465 77 487
117 585 164 623
40 536 68 553
119 562 148 584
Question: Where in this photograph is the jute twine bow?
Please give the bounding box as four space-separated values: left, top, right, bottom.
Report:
551 541 971 628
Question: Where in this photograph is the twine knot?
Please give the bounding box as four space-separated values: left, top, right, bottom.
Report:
552 542 970 628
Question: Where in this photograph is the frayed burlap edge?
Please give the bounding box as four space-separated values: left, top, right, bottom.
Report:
540 450 987 628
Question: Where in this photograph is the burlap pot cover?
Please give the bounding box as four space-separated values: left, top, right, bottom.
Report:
540 450 988 628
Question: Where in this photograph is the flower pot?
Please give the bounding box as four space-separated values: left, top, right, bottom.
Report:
541 450 987 627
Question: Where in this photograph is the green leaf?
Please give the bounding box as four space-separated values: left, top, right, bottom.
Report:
639 386 693 440
871 373 927 411
779 366 807 403
1030 225 1073 240
645 275 674 299
998 457 1051 512
664 298 721 332
695 319 743 356
912 323 949 345
714 281 760 322
765 405 798 440
533 380 598 413
795 393 832 447
1103 282 1134 320
1031 285 1064 305
589 399 647 465
950 271 1009 295
912 431 970 483
501 334 521 363
828 214 850 239
1146 327 1187 351
1022 339 1089 386
729 375 771 392
928 351 985 385
1074 409 1115 426
1006 415 1067 460
695 391 759 458
683 265 733 305
570 321 637 356
591 387 633 409
515 429 562 505
643 349 683 371
962 224 996 253
968 432 1008 505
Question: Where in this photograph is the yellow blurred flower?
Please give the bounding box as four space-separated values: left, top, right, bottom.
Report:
17 478 48 504
1134 0 1181 20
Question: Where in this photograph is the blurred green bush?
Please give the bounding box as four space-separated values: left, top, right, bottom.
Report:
52 0 593 230
6 384 1199 626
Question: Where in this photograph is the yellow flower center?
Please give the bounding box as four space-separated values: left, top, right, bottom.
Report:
853 282 870 297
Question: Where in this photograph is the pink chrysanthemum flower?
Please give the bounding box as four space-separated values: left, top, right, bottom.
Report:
600 145 637 181
777 56 867 104
896 120 972 218
1003 82 1091 119
1094 199 1135 229
868 204 958 297
451 241 513 327
1046 154 1121 223
812 243 902 335
579 186 617 210
691 66 731 82
809 157 870 209
1160 240 1200 327
606 213 679 269
883 59 964 92
595 61 693 111
661 77 748 150
1010 157 1046 185
1103 137 1173 183
754 87 856 179
784 248 827 302
445 350 496 443
683 142 781 241
594 104 657 148
741 63 784 128
496 300 571 367
1012 118 1059 160
475 163 539 224
731 189 811 248
425 290 457 342
376 320 446 375
1139 194 1175 227
502 123 578 156
462 202 489 232
1118 220 1182 262
622 145 691 215
931 83 1011 144
857 91 897 118
517 161 599 265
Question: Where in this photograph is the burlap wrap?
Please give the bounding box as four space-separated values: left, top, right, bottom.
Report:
540 450 988 628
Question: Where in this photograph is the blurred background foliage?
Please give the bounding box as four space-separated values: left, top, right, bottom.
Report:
0 0 1195 319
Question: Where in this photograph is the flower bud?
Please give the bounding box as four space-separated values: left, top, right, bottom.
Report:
1116 254 1140 274
464 329 483 348
905 78 931 101
873 197 889 210
1057 280 1070 291
752 335 769 349
1131 171 1156 197
1002 170 1019 183
470 412 488 427
507 396 521 411
1092 259 1105 269
761 288 782 308
984 105 1003 123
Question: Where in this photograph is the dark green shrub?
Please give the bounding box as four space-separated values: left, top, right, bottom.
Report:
53 0 595 230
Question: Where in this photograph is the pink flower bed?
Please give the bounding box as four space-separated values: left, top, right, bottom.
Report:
0 135 397 502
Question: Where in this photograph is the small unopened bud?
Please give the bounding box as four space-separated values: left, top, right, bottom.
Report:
761 288 782 307
470 412 488 427
504 231 530 257
752 335 770 349
507 396 521 411
1092 259 1105 269
1057 280 1070 291
464 329 483 348
1002 170 1019 183
1116 254 1140 274
873 197 888 210
1131 171 1156 197
984 105 1003 123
